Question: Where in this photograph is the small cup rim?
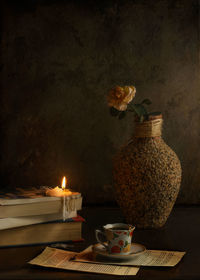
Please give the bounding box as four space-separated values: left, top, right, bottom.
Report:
103 223 135 231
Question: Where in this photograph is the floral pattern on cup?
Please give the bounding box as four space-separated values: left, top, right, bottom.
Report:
123 243 131 253
110 239 132 254
111 245 121 254
95 223 135 255
118 240 124 246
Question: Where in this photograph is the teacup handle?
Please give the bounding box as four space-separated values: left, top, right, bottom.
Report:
95 230 108 250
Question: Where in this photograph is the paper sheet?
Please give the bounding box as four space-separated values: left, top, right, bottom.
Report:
75 245 186 267
29 247 139 276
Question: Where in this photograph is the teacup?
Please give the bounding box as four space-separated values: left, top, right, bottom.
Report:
95 223 135 255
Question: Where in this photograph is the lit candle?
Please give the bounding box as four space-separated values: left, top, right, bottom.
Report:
45 176 73 221
45 179 72 198
62 176 66 221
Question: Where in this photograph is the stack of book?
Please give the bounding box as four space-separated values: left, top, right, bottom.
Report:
0 187 83 247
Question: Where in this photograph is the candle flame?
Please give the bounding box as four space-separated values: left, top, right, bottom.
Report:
61 176 67 190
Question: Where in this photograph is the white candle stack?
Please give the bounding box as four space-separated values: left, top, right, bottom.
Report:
45 177 82 221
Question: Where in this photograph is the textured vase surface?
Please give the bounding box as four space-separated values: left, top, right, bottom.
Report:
113 118 182 228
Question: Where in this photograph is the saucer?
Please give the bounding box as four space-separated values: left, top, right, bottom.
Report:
92 243 146 260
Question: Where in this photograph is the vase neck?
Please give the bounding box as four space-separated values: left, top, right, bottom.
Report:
134 118 163 138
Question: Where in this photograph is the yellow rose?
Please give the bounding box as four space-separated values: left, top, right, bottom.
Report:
107 86 136 111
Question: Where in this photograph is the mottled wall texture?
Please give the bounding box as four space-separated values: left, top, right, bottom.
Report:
1 0 200 204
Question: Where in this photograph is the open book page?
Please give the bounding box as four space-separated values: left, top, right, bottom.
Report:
29 247 139 276
75 245 186 267
133 250 186 266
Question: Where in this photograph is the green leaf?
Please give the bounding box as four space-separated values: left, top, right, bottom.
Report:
118 111 126 120
132 104 148 117
109 107 120 117
141 99 152 105
130 104 141 117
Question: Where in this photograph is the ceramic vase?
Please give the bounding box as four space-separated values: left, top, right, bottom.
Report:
113 115 182 228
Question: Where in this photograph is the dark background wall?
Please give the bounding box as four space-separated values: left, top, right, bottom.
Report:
1 0 200 204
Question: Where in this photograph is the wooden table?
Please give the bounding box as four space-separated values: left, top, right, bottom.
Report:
0 206 199 279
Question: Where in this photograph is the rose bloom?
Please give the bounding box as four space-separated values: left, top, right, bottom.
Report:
107 86 136 111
